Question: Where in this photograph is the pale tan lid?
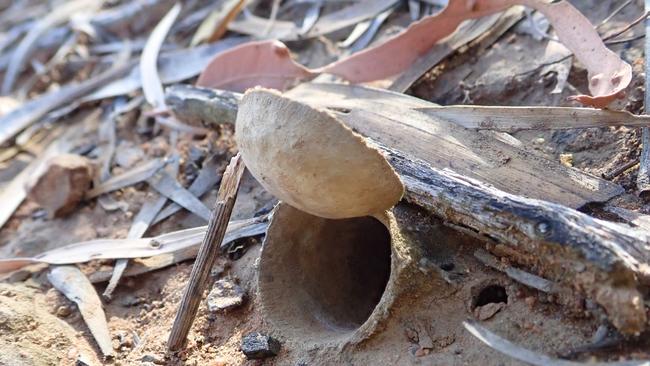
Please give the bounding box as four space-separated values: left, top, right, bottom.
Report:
235 88 404 219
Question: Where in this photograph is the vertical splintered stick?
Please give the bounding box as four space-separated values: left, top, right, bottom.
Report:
167 153 245 351
637 0 650 194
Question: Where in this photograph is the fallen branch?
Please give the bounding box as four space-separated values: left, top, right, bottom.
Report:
391 149 649 334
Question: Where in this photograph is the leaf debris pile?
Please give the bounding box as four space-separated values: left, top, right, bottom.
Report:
0 0 650 365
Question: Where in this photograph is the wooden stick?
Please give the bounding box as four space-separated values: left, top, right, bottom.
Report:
167 153 245 351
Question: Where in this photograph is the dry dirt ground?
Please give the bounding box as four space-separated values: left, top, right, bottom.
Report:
1 1 650 365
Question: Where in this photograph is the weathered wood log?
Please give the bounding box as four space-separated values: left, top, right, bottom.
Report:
165 83 649 334
386 147 649 334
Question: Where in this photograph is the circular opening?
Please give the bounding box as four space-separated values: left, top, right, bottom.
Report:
473 285 508 308
258 205 392 343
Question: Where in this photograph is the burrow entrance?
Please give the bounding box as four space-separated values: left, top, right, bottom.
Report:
258 205 392 343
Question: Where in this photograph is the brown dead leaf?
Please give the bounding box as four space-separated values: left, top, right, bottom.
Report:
198 0 630 107
196 40 316 92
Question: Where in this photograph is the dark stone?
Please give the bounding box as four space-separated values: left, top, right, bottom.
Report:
141 354 165 364
240 332 281 360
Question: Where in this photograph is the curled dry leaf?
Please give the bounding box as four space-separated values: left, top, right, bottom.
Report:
463 321 650 366
197 40 315 92
236 88 404 219
199 0 630 107
141 2 182 109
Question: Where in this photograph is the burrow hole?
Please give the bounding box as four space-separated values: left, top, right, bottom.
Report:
473 284 508 308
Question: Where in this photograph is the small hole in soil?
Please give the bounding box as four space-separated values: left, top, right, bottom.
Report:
474 285 507 307
258 207 392 342
439 262 454 271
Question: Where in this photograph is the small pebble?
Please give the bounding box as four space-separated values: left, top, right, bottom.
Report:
474 302 506 320
27 154 94 218
56 305 73 318
524 296 537 308
207 278 246 312
141 354 166 364
240 332 281 360
532 137 545 145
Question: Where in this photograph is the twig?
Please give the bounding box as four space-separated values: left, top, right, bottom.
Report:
602 11 649 41
637 0 650 195
602 158 639 180
512 54 573 77
605 33 645 45
597 0 633 29
167 153 245 351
